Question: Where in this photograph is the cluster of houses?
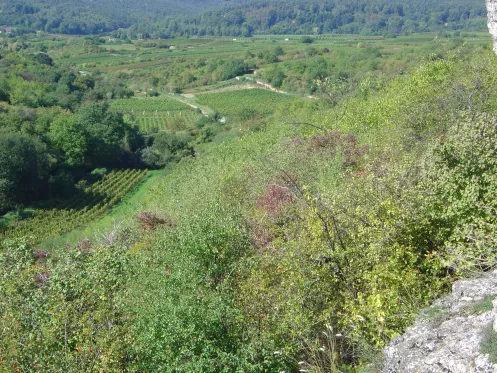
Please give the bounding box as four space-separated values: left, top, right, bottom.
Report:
0 27 14 34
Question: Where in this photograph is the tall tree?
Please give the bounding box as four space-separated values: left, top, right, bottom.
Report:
0 133 48 203
75 103 128 166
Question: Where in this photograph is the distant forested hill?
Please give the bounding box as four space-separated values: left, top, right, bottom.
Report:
130 0 487 38
0 0 487 36
0 0 254 34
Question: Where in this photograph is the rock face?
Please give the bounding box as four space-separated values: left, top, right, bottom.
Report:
487 0 497 54
383 271 497 373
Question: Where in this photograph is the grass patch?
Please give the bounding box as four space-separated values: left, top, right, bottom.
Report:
481 324 497 363
473 295 496 315
39 170 163 248
420 305 448 325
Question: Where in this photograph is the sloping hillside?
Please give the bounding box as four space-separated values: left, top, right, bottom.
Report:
3 40 497 371
1 0 487 35
0 0 254 34
135 0 486 37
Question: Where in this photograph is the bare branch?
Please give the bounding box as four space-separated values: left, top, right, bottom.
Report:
286 121 328 132
467 73 480 110
94 218 125 246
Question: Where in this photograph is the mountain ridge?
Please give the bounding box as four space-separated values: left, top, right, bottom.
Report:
0 0 487 36
0 0 255 34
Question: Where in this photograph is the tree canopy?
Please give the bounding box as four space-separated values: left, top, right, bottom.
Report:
0 0 487 36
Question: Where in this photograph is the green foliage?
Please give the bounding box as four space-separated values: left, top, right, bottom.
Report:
130 0 485 38
49 111 87 167
128 207 288 372
75 103 129 165
1 0 485 38
0 49 148 206
235 137 446 365
216 58 246 81
8 76 56 107
422 112 497 274
301 36 315 44
48 103 137 168
142 132 195 168
32 52 54 66
121 49 497 370
89 167 108 181
0 238 132 372
0 0 252 35
3 31 497 373
0 133 49 204
481 324 497 363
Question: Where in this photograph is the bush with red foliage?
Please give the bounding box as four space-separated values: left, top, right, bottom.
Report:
136 211 174 231
33 249 50 261
256 184 295 219
78 239 92 250
308 131 369 167
249 220 276 250
34 272 50 287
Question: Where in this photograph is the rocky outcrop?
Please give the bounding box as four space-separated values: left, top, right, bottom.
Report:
487 0 497 54
383 271 497 372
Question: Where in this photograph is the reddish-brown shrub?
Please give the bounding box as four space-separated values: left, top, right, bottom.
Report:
78 239 92 250
307 131 369 167
249 220 276 250
34 272 51 287
137 211 175 231
33 249 50 261
256 184 295 219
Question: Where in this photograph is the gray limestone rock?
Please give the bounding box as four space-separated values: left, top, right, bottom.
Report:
487 0 497 54
383 271 497 373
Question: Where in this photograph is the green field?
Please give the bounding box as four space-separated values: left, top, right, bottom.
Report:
39 170 164 248
110 96 191 112
136 111 201 133
110 97 202 133
47 33 491 93
4 169 148 244
196 89 303 119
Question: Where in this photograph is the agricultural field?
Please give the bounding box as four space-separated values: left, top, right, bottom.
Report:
3 169 148 244
196 89 303 120
110 97 201 133
25 31 489 105
110 96 191 112
0 31 491 244
135 111 201 133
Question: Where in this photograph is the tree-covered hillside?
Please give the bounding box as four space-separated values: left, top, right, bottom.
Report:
122 0 487 38
0 0 254 34
1 0 487 36
2 29 497 371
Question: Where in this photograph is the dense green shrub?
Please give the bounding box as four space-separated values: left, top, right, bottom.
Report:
0 133 49 203
0 238 132 372
141 132 195 168
128 207 289 372
422 112 497 274
301 36 315 44
217 58 246 81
